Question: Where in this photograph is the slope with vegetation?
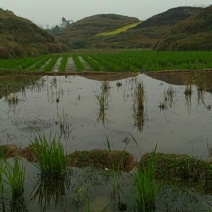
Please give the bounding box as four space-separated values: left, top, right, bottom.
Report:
0 8 68 58
154 6 212 50
56 14 139 49
56 7 203 49
103 6 203 49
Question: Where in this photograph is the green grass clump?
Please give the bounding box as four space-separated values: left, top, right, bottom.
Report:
133 152 160 211
59 54 69 72
31 135 66 177
4 157 26 197
72 54 84 71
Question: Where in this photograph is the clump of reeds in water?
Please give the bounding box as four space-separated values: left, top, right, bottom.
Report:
133 81 146 131
95 81 110 113
133 152 160 211
31 135 67 177
159 86 176 110
4 157 26 198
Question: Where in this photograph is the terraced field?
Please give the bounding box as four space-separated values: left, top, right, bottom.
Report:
0 50 212 73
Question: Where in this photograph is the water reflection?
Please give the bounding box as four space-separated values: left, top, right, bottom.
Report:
30 174 71 211
95 81 111 126
132 81 147 132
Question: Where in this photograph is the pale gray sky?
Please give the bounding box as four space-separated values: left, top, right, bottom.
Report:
1 0 211 27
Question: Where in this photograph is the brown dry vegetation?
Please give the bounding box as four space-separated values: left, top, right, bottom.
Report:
154 6 212 50
0 8 68 58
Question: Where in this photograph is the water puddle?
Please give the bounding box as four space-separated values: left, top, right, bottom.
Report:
0 74 211 160
0 73 211 211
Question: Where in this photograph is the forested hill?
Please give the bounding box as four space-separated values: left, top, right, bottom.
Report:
0 8 68 58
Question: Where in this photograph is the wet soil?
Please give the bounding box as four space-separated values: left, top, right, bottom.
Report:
1 144 211 193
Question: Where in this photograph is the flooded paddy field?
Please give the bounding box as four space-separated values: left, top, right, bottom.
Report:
0 71 211 211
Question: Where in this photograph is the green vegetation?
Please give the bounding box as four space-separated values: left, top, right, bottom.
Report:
55 14 139 49
4 157 26 197
59 54 69 72
81 54 102 71
0 51 212 73
72 54 84 71
42 55 60 72
31 135 67 177
139 153 211 193
96 22 141 36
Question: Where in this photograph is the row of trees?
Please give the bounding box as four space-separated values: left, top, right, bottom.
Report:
47 17 73 35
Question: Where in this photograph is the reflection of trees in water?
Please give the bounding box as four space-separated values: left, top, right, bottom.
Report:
132 81 147 132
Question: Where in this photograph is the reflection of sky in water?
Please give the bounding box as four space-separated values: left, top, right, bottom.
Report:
0 74 211 160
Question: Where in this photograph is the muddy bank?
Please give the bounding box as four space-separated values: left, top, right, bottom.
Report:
1 145 135 172
139 153 212 194
1 144 211 193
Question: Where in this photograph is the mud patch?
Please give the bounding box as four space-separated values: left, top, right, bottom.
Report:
67 149 135 172
139 153 212 194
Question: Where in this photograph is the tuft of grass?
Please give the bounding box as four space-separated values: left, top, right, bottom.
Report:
95 91 107 112
31 135 67 177
4 157 26 198
133 151 160 211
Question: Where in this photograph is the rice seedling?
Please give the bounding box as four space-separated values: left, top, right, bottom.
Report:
42 55 60 72
132 151 160 211
27 55 51 71
94 91 108 112
0 160 4 194
59 54 69 72
81 54 102 71
72 54 84 71
159 86 176 110
4 157 26 198
31 134 67 177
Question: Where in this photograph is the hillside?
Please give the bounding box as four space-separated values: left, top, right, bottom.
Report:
55 14 139 49
101 6 203 49
154 6 212 50
56 7 203 49
0 9 68 58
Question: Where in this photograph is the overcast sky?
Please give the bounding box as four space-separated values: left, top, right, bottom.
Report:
1 0 211 27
